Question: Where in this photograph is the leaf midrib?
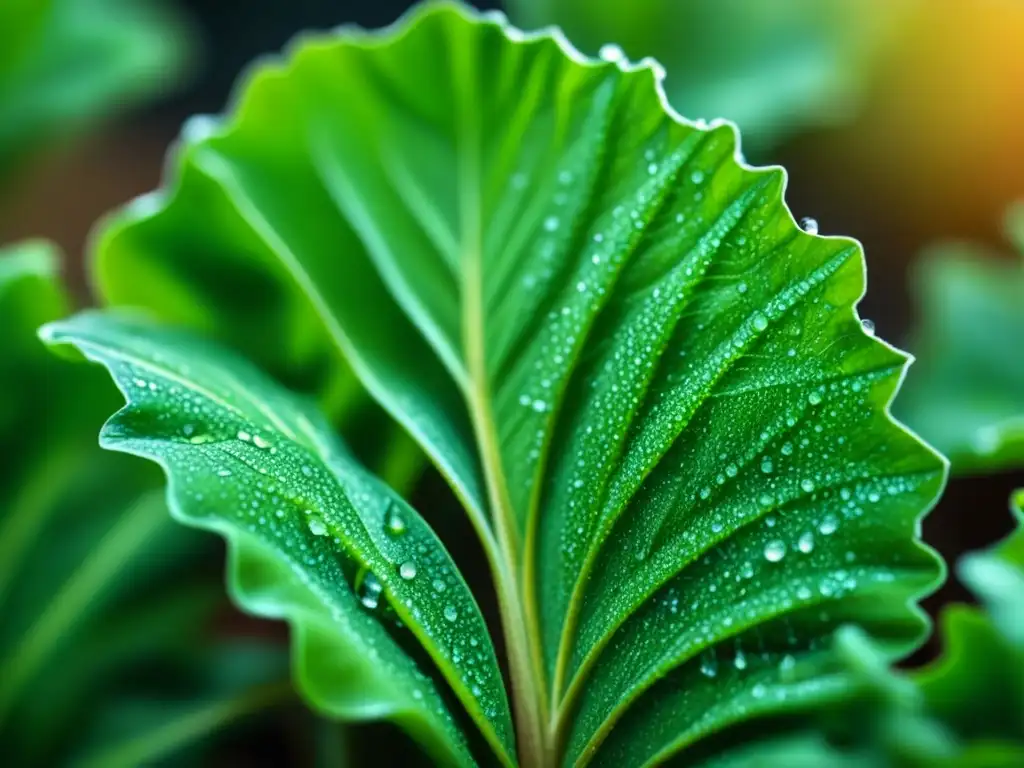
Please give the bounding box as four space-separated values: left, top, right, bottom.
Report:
452 27 551 766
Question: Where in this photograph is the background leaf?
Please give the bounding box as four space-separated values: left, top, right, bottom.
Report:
0 0 189 178
85 3 945 765
0 242 288 766
43 311 516 768
505 0 912 152
822 491 1024 767
897 203 1024 475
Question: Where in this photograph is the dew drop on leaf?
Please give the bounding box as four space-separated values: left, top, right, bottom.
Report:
764 540 787 562
399 561 417 580
385 506 407 536
700 649 718 678
443 605 458 623
359 572 383 610
819 514 839 535
800 217 819 234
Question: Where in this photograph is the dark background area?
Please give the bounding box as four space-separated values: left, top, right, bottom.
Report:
1 0 1022 762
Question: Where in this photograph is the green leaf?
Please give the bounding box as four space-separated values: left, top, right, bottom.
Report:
42 311 516 768
897 203 1024 475
0 0 189 176
506 0 908 151
915 496 1024 748
86 3 943 765
0 243 284 766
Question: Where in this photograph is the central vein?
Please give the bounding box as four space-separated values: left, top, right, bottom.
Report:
453 32 552 768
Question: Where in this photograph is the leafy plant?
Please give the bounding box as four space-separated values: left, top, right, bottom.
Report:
39 4 950 766
898 203 1024 474
506 0 911 151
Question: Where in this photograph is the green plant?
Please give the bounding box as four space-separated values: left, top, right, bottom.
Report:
37 3 952 766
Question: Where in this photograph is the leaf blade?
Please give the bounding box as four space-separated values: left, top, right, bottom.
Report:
85 3 946 764
42 311 516 768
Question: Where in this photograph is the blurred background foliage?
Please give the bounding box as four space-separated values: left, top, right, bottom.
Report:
0 0 1022 764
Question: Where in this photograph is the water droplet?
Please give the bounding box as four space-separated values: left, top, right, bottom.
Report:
800 217 819 235
861 318 875 335
543 215 560 232
691 170 705 184
734 650 748 670
359 572 383 610
308 517 328 536
807 391 822 406
752 683 767 698
385 508 407 536
432 578 447 593
797 532 815 553
216 468 232 477
700 649 718 677
443 605 458 623
800 478 816 493
399 561 417 580
752 313 768 332
252 434 271 449
818 514 839 535
761 457 774 474
598 43 624 62
764 540 787 562
737 282 748 294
